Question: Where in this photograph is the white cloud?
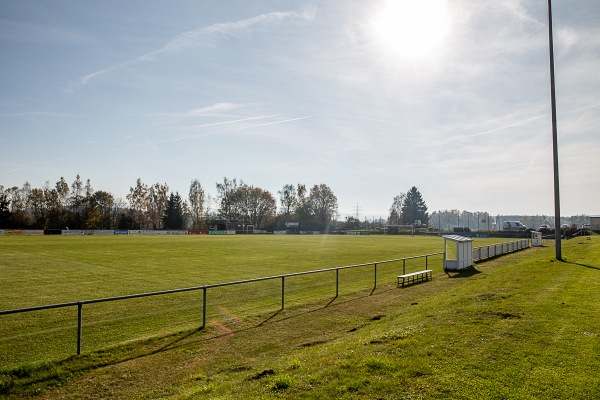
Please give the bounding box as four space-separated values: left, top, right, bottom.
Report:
186 103 240 116
143 11 304 57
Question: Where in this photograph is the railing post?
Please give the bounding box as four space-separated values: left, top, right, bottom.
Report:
77 302 83 355
281 276 285 310
403 259 406 275
425 255 428 269
202 287 207 329
335 269 339 298
374 263 377 289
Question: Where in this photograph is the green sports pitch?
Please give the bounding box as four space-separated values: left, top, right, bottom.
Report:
0 234 497 368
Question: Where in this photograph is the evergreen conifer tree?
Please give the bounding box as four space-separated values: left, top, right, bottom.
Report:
162 192 184 229
401 186 429 225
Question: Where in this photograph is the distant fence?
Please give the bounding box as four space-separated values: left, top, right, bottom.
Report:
1 229 353 236
473 239 529 261
0 229 209 236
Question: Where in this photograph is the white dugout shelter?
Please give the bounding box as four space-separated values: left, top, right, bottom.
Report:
443 235 474 271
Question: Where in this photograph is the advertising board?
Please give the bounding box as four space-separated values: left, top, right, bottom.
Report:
62 230 85 235
188 230 209 234
3 230 44 235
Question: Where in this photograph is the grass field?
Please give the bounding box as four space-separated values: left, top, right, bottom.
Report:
2 234 598 399
1 234 455 307
1 234 465 369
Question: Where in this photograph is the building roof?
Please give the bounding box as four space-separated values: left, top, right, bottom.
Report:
442 234 474 242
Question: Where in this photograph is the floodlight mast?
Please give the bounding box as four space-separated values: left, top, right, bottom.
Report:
547 0 562 261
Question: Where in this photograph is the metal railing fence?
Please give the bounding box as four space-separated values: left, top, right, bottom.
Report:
473 239 529 261
1 252 443 358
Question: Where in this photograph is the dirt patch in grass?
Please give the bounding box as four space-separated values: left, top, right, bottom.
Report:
476 292 511 302
247 369 275 380
486 311 522 319
299 339 330 348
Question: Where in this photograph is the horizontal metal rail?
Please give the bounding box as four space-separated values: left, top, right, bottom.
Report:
0 285 208 315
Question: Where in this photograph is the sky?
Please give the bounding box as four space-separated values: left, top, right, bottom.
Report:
1 0 599 220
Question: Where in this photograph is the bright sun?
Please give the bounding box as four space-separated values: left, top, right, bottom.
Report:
371 0 449 59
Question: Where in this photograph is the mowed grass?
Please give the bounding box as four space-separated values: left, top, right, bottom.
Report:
1 234 461 369
1 234 599 399
1 234 453 305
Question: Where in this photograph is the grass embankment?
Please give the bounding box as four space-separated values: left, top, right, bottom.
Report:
1 235 599 398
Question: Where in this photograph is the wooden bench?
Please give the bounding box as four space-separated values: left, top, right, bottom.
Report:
397 270 432 288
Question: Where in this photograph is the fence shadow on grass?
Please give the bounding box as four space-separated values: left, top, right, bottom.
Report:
257 309 283 327
5 269 454 399
75 287 401 371
1 324 207 395
2 284 406 396
7 288 388 385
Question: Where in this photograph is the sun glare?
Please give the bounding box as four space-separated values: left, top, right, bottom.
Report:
371 0 449 59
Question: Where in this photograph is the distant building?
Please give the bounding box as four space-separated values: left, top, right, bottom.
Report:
590 216 600 232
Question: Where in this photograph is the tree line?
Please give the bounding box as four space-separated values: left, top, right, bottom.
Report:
0 176 429 232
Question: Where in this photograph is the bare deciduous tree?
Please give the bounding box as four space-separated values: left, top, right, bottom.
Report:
278 184 297 219
388 193 405 225
305 183 338 231
147 182 169 230
188 179 206 229
126 178 148 229
230 185 276 229
216 177 242 221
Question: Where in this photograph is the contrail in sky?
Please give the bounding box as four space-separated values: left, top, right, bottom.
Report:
156 115 313 145
437 114 546 145
3 156 73 175
187 115 279 129
69 11 312 90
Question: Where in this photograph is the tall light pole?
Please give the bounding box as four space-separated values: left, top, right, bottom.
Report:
547 0 562 260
